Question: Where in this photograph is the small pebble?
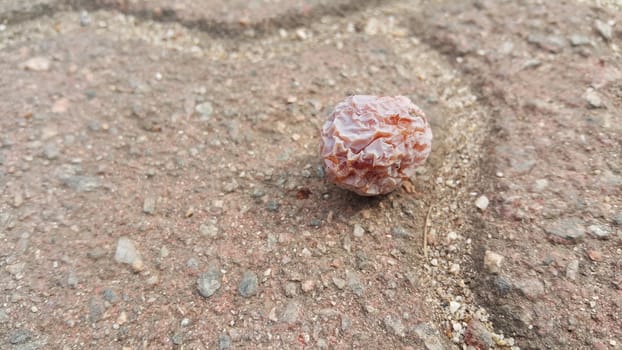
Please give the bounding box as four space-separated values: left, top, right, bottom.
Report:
42 144 61 160
346 271 364 296
80 10 91 26
23 57 51 71
449 301 461 314
114 237 142 266
353 224 365 238
280 300 300 323
594 20 612 41
218 334 232 349
533 179 548 192
566 260 579 281
383 315 406 337
332 277 346 290
475 195 489 211
195 102 214 120
9 329 32 345
585 88 604 108
301 280 315 293
238 271 258 297
199 223 219 238
484 251 504 274
143 196 156 215
515 278 545 300
545 218 585 241
569 34 591 46
587 225 610 239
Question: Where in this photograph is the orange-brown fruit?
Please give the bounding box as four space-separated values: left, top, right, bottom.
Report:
320 95 432 196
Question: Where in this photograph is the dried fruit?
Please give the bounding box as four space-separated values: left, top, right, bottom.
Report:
320 95 432 196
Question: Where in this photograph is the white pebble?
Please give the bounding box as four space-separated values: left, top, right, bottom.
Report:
475 195 489 210
484 251 504 273
449 301 461 314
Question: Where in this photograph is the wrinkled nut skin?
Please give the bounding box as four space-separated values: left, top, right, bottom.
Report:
320 95 432 196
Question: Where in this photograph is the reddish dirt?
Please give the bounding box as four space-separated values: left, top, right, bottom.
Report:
0 1 621 350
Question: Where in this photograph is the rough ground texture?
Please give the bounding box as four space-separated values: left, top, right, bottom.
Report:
0 0 620 349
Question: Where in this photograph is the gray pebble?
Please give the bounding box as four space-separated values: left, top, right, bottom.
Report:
6 262 25 277
390 226 411 238
533 178 549 192
186 258 200 271
595 20 612 41
569 34 591 46
42 143 60 160
341 316 352 332
284 282 297 297
251 188 265 198
195 102 213 120
197 266 221 298
405 271 420 288
316 166 325 178
585 88 604 109
332 277 346 290
353 224 365 238
67 271 79 288
308 219 322 228
171 333 183 345
199 222 219 238
142 197 156 215
223 180 239 193
80 11 91 26
87 247 106 260
114 237 141 265
266 200 280 212
588 224 610 239
280 300 300 324
413 322 445 350
238 271 258 297
61 176 100 192
89 297 104 323
514 278 545 300
527 34 567 52
102 288 117 303
0 309 8 323
545 218 585 241
493 276 512 295
342 235 352 252
566 260 579 281
346 271 365 297
218 334 231 349
383 315 406 337
614 213 622 226
9 329 32 344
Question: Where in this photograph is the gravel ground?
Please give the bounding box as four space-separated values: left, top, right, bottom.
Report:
0 0 621 349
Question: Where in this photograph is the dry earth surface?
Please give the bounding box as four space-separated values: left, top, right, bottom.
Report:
0 0 621 349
